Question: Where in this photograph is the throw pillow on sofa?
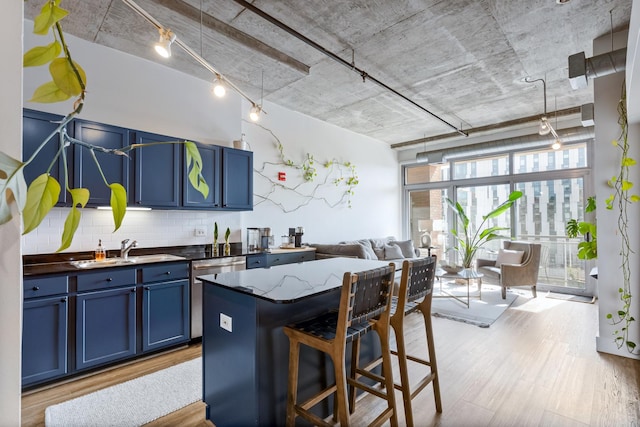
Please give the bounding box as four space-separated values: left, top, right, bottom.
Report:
383 244 405 260
390 240 417 258
494 249 524 267
373 247 385 259
310 243 368 259
340 239 377 260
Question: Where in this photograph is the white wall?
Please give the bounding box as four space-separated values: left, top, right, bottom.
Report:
242 101 400 244
0 2 23 425
594 30 640 359
22 25 401 254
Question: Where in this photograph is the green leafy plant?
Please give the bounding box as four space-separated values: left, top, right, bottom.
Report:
224 227 231 243
565 196 597 260
446 191 523 268
604 83 639 354
0 0 208 251
214 222 219 241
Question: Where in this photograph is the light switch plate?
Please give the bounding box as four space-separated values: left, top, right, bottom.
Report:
194 228 206 237
220 313 232 332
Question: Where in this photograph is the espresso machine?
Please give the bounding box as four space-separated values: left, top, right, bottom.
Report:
289 227 304 247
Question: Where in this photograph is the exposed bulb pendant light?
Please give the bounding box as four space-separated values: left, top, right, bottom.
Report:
552 139 562 150
212 74 226 97
249 104 261 121
154 28 176 58
524 76 554 136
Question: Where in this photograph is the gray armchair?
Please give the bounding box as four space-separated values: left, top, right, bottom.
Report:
477 241 541 299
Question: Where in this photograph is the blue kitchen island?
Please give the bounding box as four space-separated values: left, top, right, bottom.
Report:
199 257 392 427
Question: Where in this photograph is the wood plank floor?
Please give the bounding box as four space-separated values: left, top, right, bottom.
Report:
22 295 640 426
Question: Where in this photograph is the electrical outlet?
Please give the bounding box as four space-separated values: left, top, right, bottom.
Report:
220 313 232 332
194 228 206 237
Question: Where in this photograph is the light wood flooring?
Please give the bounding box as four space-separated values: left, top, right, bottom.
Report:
22 295 640 426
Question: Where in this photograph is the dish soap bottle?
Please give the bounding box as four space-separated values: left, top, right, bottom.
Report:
95 239 106 261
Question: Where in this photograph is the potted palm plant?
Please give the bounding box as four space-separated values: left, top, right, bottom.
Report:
446 190 523 269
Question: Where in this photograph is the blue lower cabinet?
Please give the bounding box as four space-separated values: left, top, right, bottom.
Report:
76 286 137 370
22 296 68 386
142 279 190 352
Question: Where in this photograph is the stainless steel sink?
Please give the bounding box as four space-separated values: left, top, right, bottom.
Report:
127 254 186 263
70 254 185 269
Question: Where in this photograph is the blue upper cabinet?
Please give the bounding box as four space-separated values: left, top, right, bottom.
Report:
22 109 70 205
73 120 131 206
134 131 181 208
23 110 253 211
222 147 253 210
183 143 220 209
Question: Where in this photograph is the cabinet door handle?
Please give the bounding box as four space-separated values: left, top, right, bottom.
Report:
131 288 137 293
165 271 171 275
144 286 151 290
106 278 113 282
60 297 67 303
32 286 40 291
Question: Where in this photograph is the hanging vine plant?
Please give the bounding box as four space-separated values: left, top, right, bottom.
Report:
0 0 208 251
605 82 640 354
251 123 359 211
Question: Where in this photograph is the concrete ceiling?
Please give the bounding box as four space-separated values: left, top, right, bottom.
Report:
25 0 633 148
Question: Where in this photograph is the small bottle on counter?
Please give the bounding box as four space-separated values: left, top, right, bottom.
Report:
95 239 106 261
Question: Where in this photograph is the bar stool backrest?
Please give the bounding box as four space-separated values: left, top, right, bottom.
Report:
343 265 395 328
406 255 437 303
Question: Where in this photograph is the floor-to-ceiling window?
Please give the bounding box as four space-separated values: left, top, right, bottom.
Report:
404 139 594 295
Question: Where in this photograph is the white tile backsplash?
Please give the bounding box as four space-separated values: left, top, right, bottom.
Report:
22 207 243 255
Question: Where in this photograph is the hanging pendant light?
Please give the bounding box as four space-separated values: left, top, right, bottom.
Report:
249 104 261 121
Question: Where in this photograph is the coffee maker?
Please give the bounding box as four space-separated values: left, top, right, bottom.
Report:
289 227 304 247
247 227 273 251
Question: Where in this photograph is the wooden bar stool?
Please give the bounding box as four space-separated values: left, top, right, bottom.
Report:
284 264 398 427
349 256 441 427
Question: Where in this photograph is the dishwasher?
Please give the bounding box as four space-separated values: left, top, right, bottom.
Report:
191 256 246 339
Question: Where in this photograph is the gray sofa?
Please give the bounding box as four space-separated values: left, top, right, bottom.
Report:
309 236 421 262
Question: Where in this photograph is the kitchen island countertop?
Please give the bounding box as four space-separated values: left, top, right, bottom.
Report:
198 257 391 303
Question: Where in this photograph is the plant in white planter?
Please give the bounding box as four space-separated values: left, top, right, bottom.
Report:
446 191 523 269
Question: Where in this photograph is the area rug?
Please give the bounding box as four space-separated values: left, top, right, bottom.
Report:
45 358 201 427
431 283 518 328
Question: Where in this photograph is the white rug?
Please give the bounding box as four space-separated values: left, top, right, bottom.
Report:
45 358 202 427
431 283 518 328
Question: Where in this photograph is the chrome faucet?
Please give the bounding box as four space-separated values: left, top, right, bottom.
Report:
120 239 137 259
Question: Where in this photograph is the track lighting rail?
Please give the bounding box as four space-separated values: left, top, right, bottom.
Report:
122 0 264 119
232 0 468 137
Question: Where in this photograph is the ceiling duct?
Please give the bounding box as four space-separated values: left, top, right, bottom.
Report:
415 126 594 164
569 48 627 89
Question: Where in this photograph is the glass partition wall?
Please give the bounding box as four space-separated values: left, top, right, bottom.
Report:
404 141 594 296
